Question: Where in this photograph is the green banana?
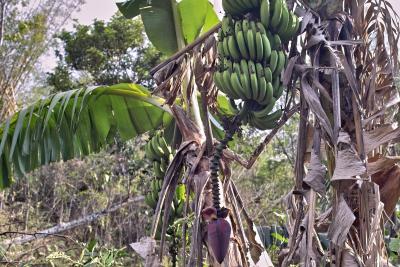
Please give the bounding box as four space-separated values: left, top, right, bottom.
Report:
262 109 283 122
231 71 248 99
154 161 164 178
273 34 282 49
233 62 241 74
264 67 273 82
266 31 275 48
228 35 241 61
217 41 224 56
160 158 168 173
281 11 293 42
232 0 246 10
277 4 289 37
145 194 157 208
240 59 250 78
151 191 159 205
224 58 233 72
255 63 264 78
260 82 274 105
236 30 250 59
260 0 270 29
145 142 157 161
261 30 272 60
240 60 251 97
242 19 250 43
269 50 278 73
247 60 256 75
223 70 240 99
251 109 282 130
151 178 158 193
282 12 300 41
234 20 249 59
157 134 171 158
271 0 283 30
222 0 242 16
250 20 257 33
222 38 230 57
273 84 285 99
274 50 286 75
214 71 227 94
247 28 256 60
249 64 259 100
175 201 185 217
222 16 234 35
239 72 252 99
218 29 224 42
257 76 267 102
255 31 264 62
253 97 276 118
151 136 164 158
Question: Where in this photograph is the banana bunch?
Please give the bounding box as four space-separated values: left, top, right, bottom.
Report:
145 131 172 179
144 132 186 238
214 0 299 130
222 0 260 16
144 179 186 220
217 16 273 62
262 0 300 43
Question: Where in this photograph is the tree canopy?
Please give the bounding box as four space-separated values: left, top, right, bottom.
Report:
47 15 163 92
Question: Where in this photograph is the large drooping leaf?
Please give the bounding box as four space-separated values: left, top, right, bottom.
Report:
0 84 172 189
116 0 145 19
178 0 209 43
116 0 177 55
117 0 219 54
200 2 220 35
140 0 178 55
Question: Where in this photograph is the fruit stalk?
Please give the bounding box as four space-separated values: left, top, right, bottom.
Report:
210 104 249 216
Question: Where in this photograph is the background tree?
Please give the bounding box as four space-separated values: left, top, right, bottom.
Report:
0 0 84 121
47 14 163 92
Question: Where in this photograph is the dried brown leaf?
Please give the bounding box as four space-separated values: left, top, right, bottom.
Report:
332 132 366 181
283 55 299 87
304 152 326 195
327 195 356 246
367 155 400 176
363 124 400 153
301 75 333 140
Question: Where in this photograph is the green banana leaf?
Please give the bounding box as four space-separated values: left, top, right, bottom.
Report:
0 84 172 189
178 0 218 43
116 0 219 54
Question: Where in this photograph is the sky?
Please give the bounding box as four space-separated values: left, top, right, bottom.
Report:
73 0 118 26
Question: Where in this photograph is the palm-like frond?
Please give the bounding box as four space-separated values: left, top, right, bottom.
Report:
0 84 172 188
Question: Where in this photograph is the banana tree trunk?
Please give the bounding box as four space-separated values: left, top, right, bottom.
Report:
0 85 17 122
281 0 399 266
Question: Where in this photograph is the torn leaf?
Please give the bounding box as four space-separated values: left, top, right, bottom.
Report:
304 152 327 195
328 196 355 246
364 124 400 153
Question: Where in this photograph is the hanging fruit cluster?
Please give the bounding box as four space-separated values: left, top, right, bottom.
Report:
214 0 299 130
144 132 185 232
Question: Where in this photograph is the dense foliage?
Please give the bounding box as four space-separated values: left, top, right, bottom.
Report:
47 15 163 92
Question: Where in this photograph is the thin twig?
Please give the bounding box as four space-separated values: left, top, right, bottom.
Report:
282 96 309 267
245 104 300 169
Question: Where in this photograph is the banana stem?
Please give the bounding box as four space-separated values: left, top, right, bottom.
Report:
170 0 205 137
